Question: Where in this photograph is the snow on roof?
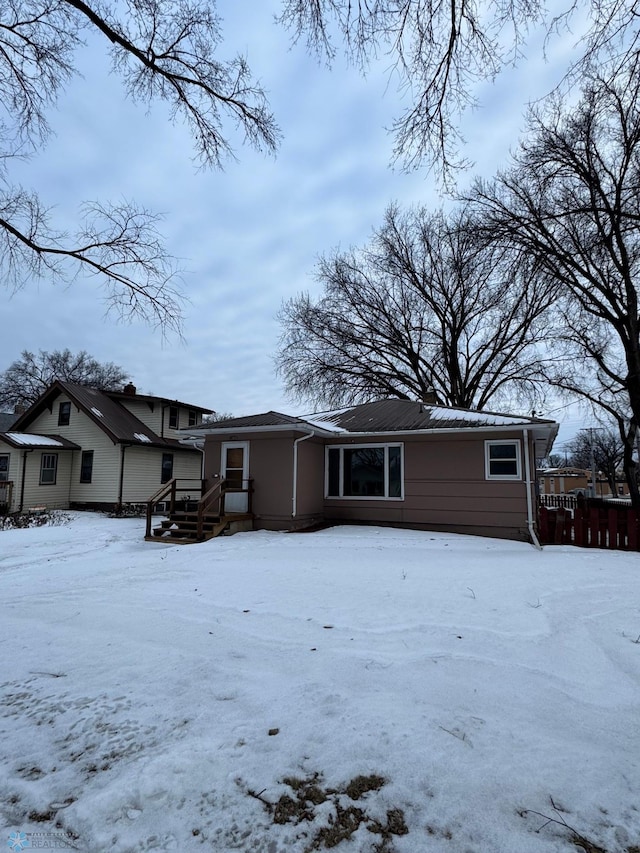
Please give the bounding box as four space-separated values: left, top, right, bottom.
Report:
91 407 104 418
4 433 63 447
299 417 348 434
134 433 152 443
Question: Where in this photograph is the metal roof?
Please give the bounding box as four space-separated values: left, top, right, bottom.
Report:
186 411 305 430
182 399 557 442
0 433 81 450
308 399 555 433
11 381 202 450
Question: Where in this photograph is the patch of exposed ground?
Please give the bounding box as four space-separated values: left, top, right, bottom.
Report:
246 772 408 852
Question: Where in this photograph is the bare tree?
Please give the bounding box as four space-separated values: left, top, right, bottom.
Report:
468 62 640 501
566 427 625 496
0 349 129 409
277 204 556 410
278 1 640 178
1 0 280 331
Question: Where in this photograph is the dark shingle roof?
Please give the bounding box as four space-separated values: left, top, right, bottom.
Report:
11 382 199 450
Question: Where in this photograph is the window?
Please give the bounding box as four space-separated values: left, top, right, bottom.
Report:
188 409 198 427
40 453 58 485
80 450 94 483
161 453 174 483
168 406 179 429
58 401 71 426
0 455 8 481
326 444 403 499
485 441 521 480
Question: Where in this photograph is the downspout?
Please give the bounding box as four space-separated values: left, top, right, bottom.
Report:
523 428 542 550
179 437 206 489
19 449 33 512
118 444 129 508
292 431 315 518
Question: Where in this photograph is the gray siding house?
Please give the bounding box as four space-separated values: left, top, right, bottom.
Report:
180 399 558 543
0 381 212 513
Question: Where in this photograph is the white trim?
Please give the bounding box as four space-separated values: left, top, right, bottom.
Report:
325 442 404 501
292 431 315 517
180 421 557 442
485 439 522 481
221 441 250 513
523 428 542 549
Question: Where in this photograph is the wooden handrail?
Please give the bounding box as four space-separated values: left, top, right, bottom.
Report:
0 480 13 514
196 477 226 540
146 478 176 537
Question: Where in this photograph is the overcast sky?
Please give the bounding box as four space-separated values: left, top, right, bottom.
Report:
2 2 590 448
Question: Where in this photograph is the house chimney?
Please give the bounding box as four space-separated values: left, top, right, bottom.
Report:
123 382 137 396
13 403 26 414
421 389 440 405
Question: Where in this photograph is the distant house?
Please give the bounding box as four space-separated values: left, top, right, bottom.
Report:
0 381 212 513
179 399 558 543
538 466 590 496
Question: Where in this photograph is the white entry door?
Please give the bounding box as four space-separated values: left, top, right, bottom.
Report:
221 441 249 513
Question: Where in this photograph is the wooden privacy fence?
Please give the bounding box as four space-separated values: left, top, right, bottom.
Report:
538 501 640 551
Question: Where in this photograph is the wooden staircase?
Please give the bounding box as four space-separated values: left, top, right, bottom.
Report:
144 477 253 544
147 509 253 543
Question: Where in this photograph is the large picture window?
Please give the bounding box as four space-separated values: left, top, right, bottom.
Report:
326 444 403 499
485 440 522 480
40 453 58 485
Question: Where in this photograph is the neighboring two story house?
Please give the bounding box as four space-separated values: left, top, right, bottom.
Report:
0 381 212 513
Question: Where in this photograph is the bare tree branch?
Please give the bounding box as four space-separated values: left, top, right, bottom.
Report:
0 348 129 409
467 62 640 500
276 203 556 410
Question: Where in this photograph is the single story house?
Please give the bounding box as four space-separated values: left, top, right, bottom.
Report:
179 399 559 543
0 381 213 513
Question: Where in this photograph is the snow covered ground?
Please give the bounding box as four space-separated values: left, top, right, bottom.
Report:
0 513 638 853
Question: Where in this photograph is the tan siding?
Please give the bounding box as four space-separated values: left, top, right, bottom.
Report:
295 438 325 517
324 432 531 540
27 396 125 505
204 432 303 526
118 400 199 437
121 447 202 503
117 399 164 434
21 450 73 510
202 427 538 540
69 434 122 505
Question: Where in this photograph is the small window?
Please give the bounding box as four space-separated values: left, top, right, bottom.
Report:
80 450 94 483
168 406 179 429
161 453 174 483
326 444 404 499
485 441 521 480
40 453 58 485
0 454 9 481
188 409 198 427
58 401 71 426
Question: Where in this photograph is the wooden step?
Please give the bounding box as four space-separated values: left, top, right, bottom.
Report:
146 512 254 544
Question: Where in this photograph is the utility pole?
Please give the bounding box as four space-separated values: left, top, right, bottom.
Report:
590 430 597 497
